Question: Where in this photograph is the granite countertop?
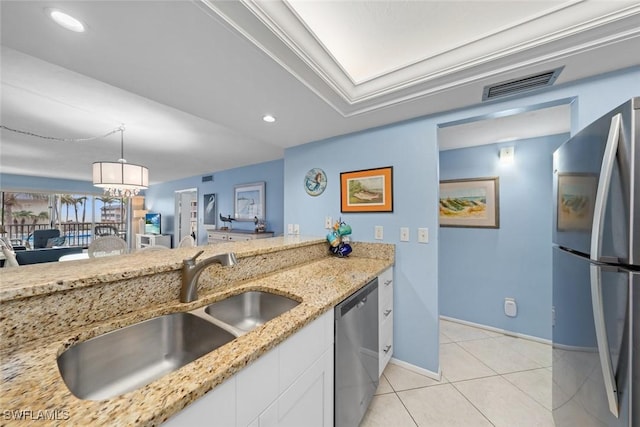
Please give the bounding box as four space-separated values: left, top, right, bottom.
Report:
0 238 393 426
0 236 326 301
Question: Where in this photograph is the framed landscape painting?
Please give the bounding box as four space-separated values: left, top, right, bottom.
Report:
439 177 499 228
340 166 393 213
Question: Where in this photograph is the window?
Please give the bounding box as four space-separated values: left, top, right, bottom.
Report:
1 191 129 248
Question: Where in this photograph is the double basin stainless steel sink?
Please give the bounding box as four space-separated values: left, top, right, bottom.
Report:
57 291 300 400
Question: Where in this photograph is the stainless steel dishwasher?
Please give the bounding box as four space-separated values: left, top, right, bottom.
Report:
335 278 379 427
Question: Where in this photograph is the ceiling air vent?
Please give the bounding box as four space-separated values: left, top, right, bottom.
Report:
482 67 563 101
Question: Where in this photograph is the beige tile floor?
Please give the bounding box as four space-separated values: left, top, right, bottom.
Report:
361 319 554 426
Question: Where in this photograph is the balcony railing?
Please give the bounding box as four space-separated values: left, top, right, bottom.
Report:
2 222 127 248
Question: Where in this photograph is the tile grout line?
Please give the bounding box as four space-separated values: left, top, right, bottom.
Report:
382 373 419 427
444 333 504 426
498 369 552 411
444 325 552 424
367 322 552 426
447 380 497 427
448 340 500 377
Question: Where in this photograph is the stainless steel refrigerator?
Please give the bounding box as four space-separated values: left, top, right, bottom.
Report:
552 97 639 426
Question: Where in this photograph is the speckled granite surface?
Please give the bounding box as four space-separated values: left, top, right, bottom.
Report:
1 237 333 349
0 236 394 426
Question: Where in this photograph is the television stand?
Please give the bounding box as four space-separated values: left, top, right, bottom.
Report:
136 234 172 249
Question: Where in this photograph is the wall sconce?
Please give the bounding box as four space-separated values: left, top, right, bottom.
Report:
499 147 515 164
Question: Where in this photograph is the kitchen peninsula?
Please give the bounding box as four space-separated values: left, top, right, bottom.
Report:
0 236 394 426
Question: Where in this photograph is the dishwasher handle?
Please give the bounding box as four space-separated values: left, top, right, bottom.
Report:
337 278 378 318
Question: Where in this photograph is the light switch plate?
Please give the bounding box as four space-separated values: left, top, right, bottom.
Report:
418 227 429 243
374 225 383 240
325 216 332 229
400 227 409 242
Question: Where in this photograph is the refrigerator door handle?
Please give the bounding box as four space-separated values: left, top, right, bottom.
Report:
590 113 621 262
589 263 619 418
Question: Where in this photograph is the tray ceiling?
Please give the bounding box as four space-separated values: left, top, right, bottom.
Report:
1 1 639 183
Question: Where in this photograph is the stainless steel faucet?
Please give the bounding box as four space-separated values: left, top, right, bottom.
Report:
180 250 237 303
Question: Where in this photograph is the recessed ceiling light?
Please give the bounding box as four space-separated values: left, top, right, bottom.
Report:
48 9 85 33
262 115 276 123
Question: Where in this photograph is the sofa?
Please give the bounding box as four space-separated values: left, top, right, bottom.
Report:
15 247 84 265
33 229 63 249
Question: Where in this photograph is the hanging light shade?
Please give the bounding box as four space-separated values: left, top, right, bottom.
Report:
93 127 148 197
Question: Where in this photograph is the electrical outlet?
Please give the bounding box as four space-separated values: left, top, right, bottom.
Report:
287 224 293 235
374 225 383 240
400 227 409 242
504 298 517 317
418 227 429 243
325 216 332 229
293 224 300 235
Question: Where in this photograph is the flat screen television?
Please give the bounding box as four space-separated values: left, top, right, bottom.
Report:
144 213 161 235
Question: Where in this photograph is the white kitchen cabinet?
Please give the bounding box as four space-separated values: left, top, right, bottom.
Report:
162 375 236 427
207 229 274 244
163 310 333 427
259 348 333 427
236 347 279 427
378 267 394 376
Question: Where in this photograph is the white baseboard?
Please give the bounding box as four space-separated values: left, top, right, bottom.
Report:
389 357 442 382
439 315 552 345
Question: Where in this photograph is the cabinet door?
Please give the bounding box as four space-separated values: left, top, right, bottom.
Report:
259 349 333 427
236 347 279 427
278 310 332 393
162 378 236 427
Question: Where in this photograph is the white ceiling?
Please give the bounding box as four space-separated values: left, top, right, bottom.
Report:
1 1 639 184
438 102 572 151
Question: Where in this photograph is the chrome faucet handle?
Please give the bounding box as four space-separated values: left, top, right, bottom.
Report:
179 251 237 303
184 250 205 265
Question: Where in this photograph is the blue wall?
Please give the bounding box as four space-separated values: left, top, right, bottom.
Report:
439 135 567 340
144 159 284 245
3 66 638 375
285 120 441 372
284 66 639 374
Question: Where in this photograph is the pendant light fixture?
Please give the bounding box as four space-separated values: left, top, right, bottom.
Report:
92 126 148 197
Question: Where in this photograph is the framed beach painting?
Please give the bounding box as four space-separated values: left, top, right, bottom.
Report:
439 177 499 228
234 182 265 221
340 166 393 213
556 173 597 230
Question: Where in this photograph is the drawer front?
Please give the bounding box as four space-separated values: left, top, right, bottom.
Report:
379 268 393 302
379 326 393 375
378 267 393 329
208 233 228 241
208 232 228 245
378 267 393 285
380 298 393 330
228 234 253 242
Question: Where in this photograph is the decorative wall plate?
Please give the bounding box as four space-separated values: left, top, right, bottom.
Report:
304 168 327 196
